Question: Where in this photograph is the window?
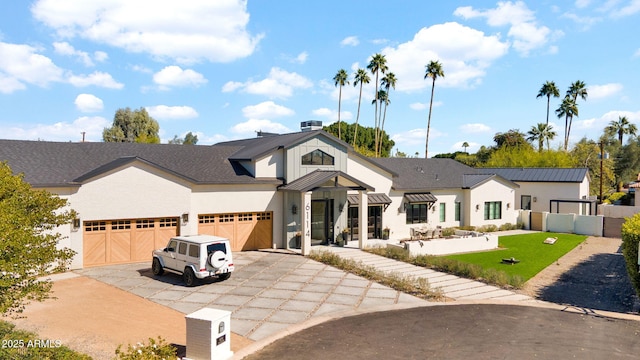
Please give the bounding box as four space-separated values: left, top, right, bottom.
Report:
136 219 154 228
85 221 106 232
302 149 334 165
188 244 200 258
159 218 177 228
455 202 461 221
199 215 215 224
521 195 532 210
207 243 227 255
439 203 446 222
484 201 502 220
178 242 188 255
111 220 131 230
406 203 428 224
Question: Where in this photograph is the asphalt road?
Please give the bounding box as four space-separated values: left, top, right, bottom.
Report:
246 304 640 360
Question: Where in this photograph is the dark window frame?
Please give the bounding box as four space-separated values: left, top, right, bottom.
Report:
302 149 334 165
406 203 428 224
484 201 502 220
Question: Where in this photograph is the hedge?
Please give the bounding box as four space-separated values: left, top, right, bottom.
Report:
621 213 640 297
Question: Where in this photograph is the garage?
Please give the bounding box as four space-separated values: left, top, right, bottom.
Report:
198 211 273 251
83 217 179 267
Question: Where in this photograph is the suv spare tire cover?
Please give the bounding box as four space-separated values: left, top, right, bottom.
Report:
208 250 227 269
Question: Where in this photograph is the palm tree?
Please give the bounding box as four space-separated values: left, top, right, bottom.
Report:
352 68 370 147
565 80 588 149
606 116 637 144
527 123 557 152
367 54 388 156
333 69 349 140
424 60 444 158
378 72 397 157
555 95 578 150
536 81 560 125
462 141 469 153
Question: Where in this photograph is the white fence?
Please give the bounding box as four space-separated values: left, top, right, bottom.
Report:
518 210 603 236
394 232 499 256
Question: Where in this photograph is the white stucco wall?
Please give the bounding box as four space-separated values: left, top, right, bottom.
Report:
516 180 589 214
346 156 393 193
254 150 284 179
466 179 518 227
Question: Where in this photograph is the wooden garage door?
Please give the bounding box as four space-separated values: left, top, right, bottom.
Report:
198 212 273 251
83 217 179 267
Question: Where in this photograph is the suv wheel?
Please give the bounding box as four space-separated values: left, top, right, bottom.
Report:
152 258 164 276
218 273 231 281
183 267 197 287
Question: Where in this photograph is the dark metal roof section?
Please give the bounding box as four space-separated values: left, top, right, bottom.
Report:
347 193 392 206
404 193 437 203
278 170 374 192
0 139 282 187
477 167 589 183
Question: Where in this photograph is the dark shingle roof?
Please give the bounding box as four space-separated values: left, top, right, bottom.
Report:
0 139 281 187
477 168 589 183
370 158 479 190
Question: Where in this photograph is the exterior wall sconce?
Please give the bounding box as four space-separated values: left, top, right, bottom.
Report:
292 204 298 215
475 204 480 211
182 213 189 223
73 218 81 229
533 197 537 203
507 203 511 209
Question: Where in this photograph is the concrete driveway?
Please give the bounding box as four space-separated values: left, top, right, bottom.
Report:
75 250 428 343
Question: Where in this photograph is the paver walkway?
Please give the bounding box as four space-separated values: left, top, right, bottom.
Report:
322 246 532 302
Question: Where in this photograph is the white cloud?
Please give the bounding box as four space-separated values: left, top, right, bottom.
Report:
341 36 359 47
230 119 291 134
588 83 623 99
575 0 591 8
312 108 353 122
410 102 428 110
146 105 199 120
74 93 104 112
67 71 124 89
94 51 108 62
293 52 308 64
610 0 640 17
242 101 295 119
53 41 95 66
0 116 110 142
223 67 312 98
634 48 640 57
454 1 554 56
31 0 264 64
382 22 509 91
460 123 491 133
153 66 207 90
0 41 63 93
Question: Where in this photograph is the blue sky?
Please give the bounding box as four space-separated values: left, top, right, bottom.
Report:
1 1 639 157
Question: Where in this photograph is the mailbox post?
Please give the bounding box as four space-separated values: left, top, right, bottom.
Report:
185 308 233 360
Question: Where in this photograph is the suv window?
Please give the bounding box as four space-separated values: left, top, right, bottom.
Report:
207 243 227 254
167 240 177 252
178 242 187 255
188 244 200 258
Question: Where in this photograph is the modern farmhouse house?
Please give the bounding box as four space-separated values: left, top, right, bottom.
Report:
0 123 589 269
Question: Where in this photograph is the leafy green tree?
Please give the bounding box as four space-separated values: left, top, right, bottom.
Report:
493 129 532 150
621 214 640 298
378 72 397 157
614 137 640 185
323 122 394 157
0 162 76 315
168 132 198 145
352 68 371 147
555 95 578 150
103 107 160 143
570 137 615 197
605 116 637 144
527 123 557 151
536 81 560 125
367 54 388 157
424 60 444 158
481 146 573 168
333 69 350 140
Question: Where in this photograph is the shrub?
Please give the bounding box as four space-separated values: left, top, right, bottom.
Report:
621 214 640 298
458 225 476 231
115 337 178 360
476 224 498 233
441 227 456 237
0 320 91 359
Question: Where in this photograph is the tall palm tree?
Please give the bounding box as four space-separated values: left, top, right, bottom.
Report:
565 80 588 149
352 68 370 147
333 69 349 140
555 95 578 150
606 116 637 144
378 72 397 157
536 81 560 125
367 54 388 156
462 141 469 153
527 123 557 152
424 60 444 158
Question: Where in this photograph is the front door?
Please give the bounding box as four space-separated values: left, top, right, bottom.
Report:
311 199 334 245
368 206 382 239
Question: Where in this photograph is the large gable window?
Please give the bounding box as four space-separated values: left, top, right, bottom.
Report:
302 149 334 165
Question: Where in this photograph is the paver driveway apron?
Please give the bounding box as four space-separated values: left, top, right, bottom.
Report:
75 250 427 342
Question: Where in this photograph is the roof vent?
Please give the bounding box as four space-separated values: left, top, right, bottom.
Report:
301 120 323 132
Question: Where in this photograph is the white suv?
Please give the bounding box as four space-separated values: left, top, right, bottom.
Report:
152 235 234 286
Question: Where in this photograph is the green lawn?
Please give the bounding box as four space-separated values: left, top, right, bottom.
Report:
445 232 588 281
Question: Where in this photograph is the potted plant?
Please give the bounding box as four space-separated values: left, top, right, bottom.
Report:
294 231 301 249
342 227 350 243
336 234 345 247
382 227 390 240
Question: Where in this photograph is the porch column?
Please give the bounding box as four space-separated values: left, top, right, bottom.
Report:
358 190 368 249
301 191 312 256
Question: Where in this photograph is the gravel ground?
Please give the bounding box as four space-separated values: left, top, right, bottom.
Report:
519 236 639 313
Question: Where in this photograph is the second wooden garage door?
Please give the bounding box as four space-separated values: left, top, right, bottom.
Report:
198 212 272 251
